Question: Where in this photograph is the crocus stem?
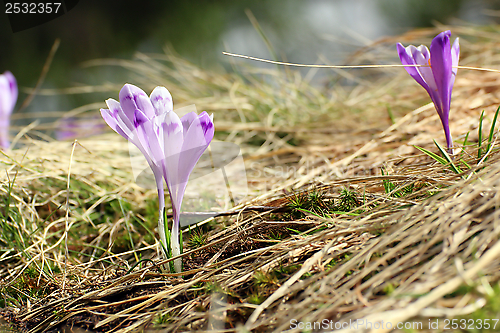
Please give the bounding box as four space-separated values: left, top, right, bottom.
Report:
442 122 453 155
156 177 168 259
170 204 182 272
157 178 181 273
171 220 182 272
0 118 10 149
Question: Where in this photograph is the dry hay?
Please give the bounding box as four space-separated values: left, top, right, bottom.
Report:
1 25 500 332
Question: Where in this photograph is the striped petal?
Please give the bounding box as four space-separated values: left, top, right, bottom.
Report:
178 112 214 185
119 84 156 122
150 86 173 115
398 43 428 91
180 111 198 138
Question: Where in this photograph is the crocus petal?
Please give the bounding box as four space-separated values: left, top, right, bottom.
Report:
141 116 164 168
6 72 17 111
102 99 146 148
100 108 131 141
451 37 460 78
102 106 159 177
180 111 198 137
397 43 430 92
169 112 214 228
430 31 453 116
119 84 156 121
104 99 135 136
0 71 17 116
133 109 155 157
177 112 215 186
159 111 184 189
158 111 185 227
165 112 214 225
0 71 16 149
411 45 439 93
150 86 173 115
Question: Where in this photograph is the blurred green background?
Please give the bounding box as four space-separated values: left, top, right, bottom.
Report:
1 0 499 124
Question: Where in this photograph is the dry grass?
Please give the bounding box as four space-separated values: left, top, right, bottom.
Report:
2 25 500 332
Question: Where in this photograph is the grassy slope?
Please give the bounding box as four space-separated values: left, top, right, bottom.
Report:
1 26 500 332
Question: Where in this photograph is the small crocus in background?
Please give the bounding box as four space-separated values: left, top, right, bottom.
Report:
101 84 214 272
0 71 18 149
56 115 107 140
397 30 459 154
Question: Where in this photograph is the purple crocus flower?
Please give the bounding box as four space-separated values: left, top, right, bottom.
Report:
0 71 18 149
56 115 107 140
397 31 459 153
101 84 214 272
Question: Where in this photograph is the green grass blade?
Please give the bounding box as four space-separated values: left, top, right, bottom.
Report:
433 140 462 175
381 167 391 194
179 230 183 255
486 105 500 154
460 159 472 170
132 215 157 241
118 199 139 262
387 105 395 124
463 131 470 148
330 211 360 216
414 145 447 165
478 110 485 159
296 207 327 219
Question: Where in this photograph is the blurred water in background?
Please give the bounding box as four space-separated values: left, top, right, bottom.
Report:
0 0 499 135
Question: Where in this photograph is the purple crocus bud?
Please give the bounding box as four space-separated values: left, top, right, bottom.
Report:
100 84 214 272
0 71 18 149
397 31 459 153
101 84 165 190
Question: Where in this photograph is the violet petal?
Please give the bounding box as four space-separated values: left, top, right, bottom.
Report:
0 71 17 117
430 30 452 117
397 43 430 92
